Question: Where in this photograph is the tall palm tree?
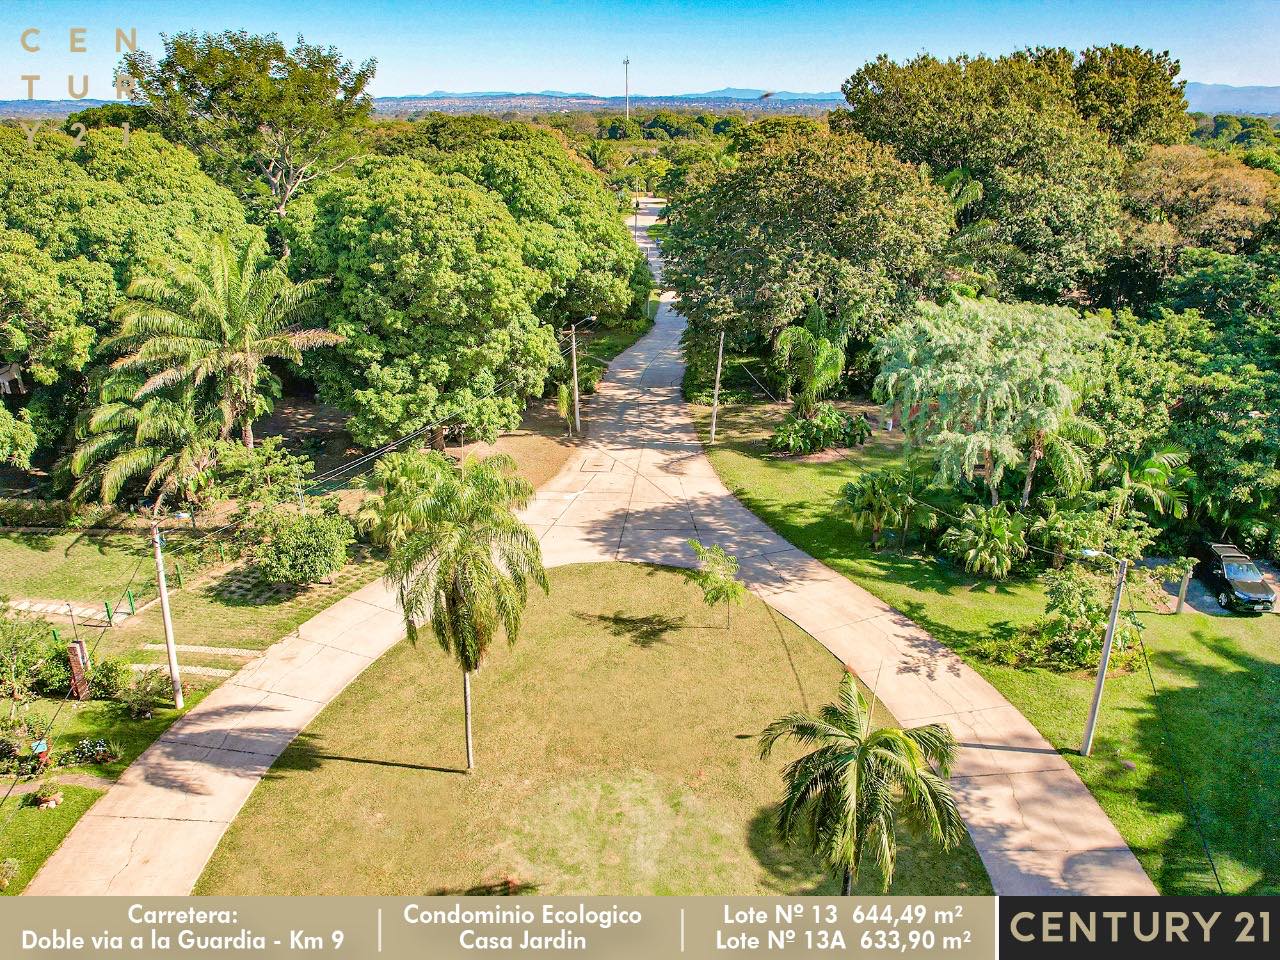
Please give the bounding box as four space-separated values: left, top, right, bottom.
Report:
68 373 221 516
106 232 342 449
760 673 965 894
1016 408 1105 508
362 450 547 772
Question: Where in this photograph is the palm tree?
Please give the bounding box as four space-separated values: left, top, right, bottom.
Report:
774 311 845 420
1098 446 1194 522
759 673 965 893
106 232 342 449
1016 408 1105 509
362 450 547 772
69 373 221 516
941 503 1028 580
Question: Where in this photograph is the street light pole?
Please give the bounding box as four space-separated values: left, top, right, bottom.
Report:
709 330 725 444
151 522 184 710
569 323 581 435
623 57 630 121
1081 556 1128 756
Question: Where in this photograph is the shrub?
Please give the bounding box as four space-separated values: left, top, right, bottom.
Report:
941 503 1028 580
119 669 171 720
0 858 17 890
26 781 61 807
252 506 355 586
88 657 132 700
768 404 871 455
31 638 71 697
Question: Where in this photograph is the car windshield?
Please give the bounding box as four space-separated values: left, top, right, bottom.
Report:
1224 562 1265 583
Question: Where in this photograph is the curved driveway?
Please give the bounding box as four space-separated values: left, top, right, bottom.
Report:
26 198 1154 897
522 199 1156 896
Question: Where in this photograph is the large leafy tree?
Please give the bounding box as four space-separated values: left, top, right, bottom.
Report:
385 128 651 325
123 31 376 232
1027 45 1193 149
662 127 950 358
835 52 1122 301
1107 146 1279 305
0 126 257 458
361 451 547 772
106 232 340 449
292 156 559 447
759 673 965 893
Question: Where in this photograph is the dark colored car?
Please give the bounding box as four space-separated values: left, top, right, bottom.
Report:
1196 543 1276 613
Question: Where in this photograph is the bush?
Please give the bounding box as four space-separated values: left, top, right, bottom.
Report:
941 503 1028 580
768 404 871 455
252 506 354 586
31 638 71 697
0 858 17 891
119 669 171 720
88 657 132 700
0 497 113 529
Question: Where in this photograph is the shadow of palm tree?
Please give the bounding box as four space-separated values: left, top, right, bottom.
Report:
575 611 685 647
430 879 539 896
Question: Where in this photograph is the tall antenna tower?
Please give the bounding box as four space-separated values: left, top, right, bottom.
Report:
623 57 630 120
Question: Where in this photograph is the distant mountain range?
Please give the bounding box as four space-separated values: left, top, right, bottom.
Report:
2 82 1277 119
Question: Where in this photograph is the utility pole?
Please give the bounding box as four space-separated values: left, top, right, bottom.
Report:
570 323 581 435
151 522 184 710
1081 557 1128 756
623 57 630 121
709 330 725 444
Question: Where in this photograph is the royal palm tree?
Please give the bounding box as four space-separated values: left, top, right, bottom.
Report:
760 673 965 894
106 232 342 449
362 450 547 772
69 373 221 516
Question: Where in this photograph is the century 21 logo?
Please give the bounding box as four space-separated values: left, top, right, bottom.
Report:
17 26 139 146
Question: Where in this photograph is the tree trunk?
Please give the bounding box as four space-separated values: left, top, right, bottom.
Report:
432 426 446 452
241 420 255 450
463 670 475 772
985 451 999 506
840 867 853 896
1020 446 1042 509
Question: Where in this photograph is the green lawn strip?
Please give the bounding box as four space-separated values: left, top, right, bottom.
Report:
0 529 202 607
197 563 991 896
694 400 1279 895
0 786 102 896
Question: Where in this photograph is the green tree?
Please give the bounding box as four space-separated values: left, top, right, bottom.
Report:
875 299 1099 506
759 673 964 894
106 232 341 449
941 503 1029 580
123 31 376 232
294 156 559 447
663 127 950 357
1055 45 1192 149
841 467 937 552
774 325 844 419
363 451 547 771
836 52 1122 300
1098 446 1194 522
685 539 747 627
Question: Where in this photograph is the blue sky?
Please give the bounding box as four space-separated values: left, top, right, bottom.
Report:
5 0 1279 100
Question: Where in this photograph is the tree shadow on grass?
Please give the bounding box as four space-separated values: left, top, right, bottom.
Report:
265 731 468 781
575 611 685 648
429 879 540 896
1129 634 1280 895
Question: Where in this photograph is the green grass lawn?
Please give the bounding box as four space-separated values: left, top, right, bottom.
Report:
0 528 200 607
197 563 992 896
694 400 1279 896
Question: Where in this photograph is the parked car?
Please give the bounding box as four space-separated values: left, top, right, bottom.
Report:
1195 543 1276 613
